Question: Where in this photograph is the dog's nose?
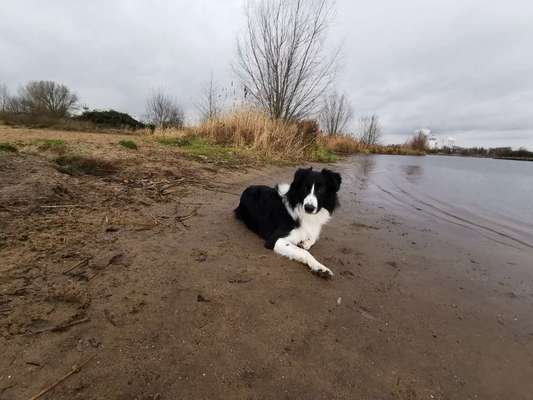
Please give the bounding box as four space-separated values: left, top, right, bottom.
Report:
304 204 316 213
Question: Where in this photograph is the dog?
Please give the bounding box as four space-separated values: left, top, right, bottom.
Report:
234 167 341 278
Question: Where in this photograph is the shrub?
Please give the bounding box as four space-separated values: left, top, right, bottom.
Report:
311 145 338 163
34 139 67 154
0 142 17 153
194 110 318 161
407 131 429 152
119 140 138 150
0 112 62 128
54 156 117 176
0 112 97 131
489 147 533 159
320 134 364 154
75 110 145 130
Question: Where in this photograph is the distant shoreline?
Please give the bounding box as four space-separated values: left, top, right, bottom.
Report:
493 156 533 162
429 153 533 162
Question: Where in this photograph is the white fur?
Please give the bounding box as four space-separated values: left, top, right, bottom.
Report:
303 184 318 212
278 183 299 221
274 183 333 276
292 206 330 249
276 183 290 196
274 238 332 276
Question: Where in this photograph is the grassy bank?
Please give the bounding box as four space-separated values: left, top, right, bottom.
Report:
1 111 425 168
153 111 424 164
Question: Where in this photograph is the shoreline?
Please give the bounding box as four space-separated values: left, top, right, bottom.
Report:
429 152 533 162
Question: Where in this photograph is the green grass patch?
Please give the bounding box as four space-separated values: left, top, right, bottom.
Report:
310 145 338 163
157 137 194 147
119 139 138 150
0 142 18 153
54 155 118 176
158 136 243 164
33 139 68 154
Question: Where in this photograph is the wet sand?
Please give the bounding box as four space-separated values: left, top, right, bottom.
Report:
1 152 532 399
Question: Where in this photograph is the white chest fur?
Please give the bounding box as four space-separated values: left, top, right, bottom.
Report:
285 205 330 248
296 207 330 242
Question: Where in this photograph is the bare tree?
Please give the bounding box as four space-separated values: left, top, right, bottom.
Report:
319 91 353 135
0 83 9 113
236 0 337 121
4 96 25 113
196 75 221 122
18 80 78 117
145 91 184 128
359 115 381 145
408 129 429 151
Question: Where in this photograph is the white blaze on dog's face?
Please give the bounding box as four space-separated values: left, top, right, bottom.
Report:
303 184 318 214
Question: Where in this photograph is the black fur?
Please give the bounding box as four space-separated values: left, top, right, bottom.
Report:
234 168 341 249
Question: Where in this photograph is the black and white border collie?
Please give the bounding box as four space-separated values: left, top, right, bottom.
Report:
235 167 341 278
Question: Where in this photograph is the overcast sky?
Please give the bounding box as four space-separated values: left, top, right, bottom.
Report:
1 0 532 148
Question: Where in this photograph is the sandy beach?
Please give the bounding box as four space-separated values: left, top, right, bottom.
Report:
1 131 532 399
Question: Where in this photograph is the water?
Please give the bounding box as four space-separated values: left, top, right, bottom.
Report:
344 155 533 250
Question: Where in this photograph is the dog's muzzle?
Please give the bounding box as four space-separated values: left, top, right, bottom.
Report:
304 204 316 213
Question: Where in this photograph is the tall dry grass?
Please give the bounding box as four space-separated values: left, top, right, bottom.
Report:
193 111 319 161
319 134 366 154
150 110 425 161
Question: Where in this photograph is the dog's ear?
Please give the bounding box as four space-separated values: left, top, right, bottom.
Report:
292 167 312 186
321 169 341 192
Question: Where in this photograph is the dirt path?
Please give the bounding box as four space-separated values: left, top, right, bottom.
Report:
1 130 532 399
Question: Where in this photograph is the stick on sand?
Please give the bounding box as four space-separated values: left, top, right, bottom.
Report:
28 354 97 400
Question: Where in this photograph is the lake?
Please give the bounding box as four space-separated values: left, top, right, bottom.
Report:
343 155 533 251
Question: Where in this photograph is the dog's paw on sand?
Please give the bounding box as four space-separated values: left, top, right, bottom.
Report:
311 267 334 279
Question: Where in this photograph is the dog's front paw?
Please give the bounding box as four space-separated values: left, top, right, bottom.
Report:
310 263 334 279
299 239 314 250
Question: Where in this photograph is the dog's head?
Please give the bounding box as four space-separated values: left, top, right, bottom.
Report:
287 167 341 214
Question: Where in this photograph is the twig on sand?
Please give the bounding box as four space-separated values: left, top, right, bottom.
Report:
63 257 91 275
0 305 13 314
228 278 253 284
0 298 12 313
159 178 186 193
175 208 199 222
0 383 16 395
199 185 240 196
132 225 155 231
0 204 22 213
29 317 90 335
28 353 97 400
175 206 200 228
39 204 84 209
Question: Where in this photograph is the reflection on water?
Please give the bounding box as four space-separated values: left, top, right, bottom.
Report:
402 165 423 183
345 155 533 250
358 156 376 177
352 156 376 190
